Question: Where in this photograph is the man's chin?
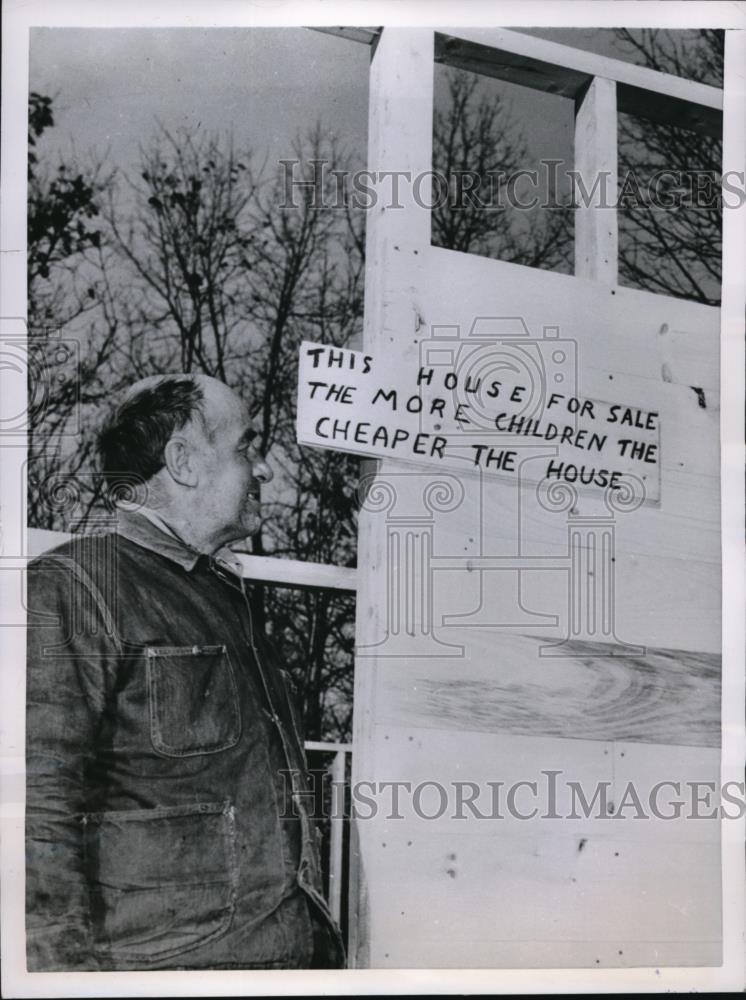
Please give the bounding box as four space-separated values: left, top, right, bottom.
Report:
219 508 262 551
232 516 262 546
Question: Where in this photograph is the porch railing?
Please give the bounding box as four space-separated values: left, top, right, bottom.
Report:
303 740 353 927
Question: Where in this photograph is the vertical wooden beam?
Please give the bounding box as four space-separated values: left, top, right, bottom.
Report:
362 27 435 347
349 26 435 968
574 76 618 285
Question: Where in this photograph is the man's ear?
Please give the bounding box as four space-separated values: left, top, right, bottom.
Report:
163 434 198 487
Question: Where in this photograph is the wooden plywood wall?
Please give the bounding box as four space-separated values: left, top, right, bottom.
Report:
349 29 722 969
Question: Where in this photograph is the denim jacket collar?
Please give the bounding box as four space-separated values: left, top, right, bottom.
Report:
115 508 202 572
116 508 247 585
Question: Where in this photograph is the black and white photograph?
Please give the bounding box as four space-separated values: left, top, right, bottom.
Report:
1 0 744 994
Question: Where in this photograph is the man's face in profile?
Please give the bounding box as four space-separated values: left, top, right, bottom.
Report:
191 380 271 547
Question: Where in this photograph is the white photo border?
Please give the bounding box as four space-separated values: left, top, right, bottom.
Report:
2 1 744 995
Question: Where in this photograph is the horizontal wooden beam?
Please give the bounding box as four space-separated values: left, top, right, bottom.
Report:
233 553 357 592
309 26 722 136
616 81 722 138
26 528 71 557
308 26 381 46
304 740 353 754
26 528 358 592
434 27 722 138
436 31 588 99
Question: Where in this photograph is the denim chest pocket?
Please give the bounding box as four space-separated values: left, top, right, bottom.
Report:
146 644 241 756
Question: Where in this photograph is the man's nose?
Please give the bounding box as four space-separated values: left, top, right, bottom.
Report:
252 458 273 485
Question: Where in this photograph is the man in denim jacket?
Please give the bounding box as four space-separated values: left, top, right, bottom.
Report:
25 374 345 971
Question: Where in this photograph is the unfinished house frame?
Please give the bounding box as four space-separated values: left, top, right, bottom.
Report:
333 26 723 968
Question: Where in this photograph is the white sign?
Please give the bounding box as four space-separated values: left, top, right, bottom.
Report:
296 341 661 502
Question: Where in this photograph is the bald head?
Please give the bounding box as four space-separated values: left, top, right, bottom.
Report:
99 373 271 550
99 372 250 498
120 372 230 407
193 376 247 439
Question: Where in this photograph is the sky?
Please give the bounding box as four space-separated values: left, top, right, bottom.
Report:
29 28 371 174
29 26 718 180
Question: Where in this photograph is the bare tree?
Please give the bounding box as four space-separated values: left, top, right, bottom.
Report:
27 93 125 529
615 28 723 87
104 126 263 380
28 93 105 327
432 68 573 272
614 29 723 305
